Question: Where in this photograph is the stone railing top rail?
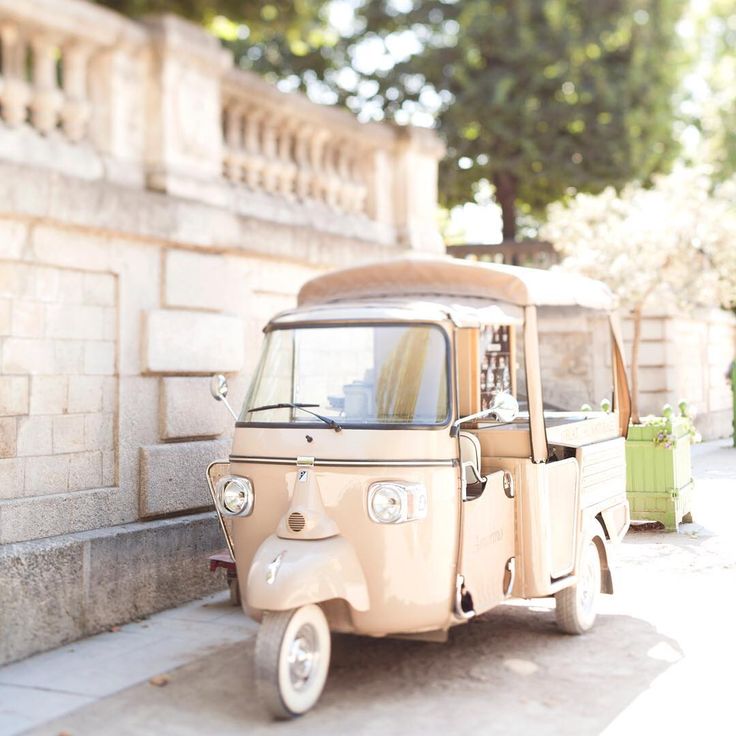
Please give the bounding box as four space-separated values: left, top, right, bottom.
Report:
223 66 445 157
0 0 147 47
223 67 396 147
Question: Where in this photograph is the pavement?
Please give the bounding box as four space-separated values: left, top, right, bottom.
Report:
1 439 735 736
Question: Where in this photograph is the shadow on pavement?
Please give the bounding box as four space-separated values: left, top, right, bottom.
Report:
30 603 680 736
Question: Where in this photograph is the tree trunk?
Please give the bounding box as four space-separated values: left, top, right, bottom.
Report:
630 304 643 425
493 171 517 241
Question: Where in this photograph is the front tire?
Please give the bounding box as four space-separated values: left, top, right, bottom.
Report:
255 604 331 719
555 532 602 635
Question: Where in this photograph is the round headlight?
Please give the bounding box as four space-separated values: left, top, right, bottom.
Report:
368 484 405 524
216 476 254 516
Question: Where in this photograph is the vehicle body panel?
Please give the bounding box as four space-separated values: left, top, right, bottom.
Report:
206 257 631 639
246 534 369 612
229 431 460 635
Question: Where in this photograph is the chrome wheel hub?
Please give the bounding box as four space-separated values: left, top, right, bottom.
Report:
288 624 318 690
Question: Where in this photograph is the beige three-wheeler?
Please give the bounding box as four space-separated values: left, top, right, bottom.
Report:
206 255 631 719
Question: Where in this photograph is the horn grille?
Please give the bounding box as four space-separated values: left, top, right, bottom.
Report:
288 512 306 532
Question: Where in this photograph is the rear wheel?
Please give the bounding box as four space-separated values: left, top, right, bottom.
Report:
255 604 331 719
555 533 602 635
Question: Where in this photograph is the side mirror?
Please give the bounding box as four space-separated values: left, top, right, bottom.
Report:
489 392 519 423
210 373 229 401
209 374 238 420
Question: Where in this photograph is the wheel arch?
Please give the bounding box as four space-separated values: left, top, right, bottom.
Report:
246 534 370 614
592 516 613 594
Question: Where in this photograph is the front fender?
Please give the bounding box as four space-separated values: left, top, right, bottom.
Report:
246 534 369 613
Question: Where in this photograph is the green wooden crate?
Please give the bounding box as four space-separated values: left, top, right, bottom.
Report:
627 481 694 531
626 418 693 530
732 361 736 447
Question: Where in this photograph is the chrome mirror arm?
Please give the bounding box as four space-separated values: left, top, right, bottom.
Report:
210 374 238 421
450 408 499 437
218 397 238 421
450 392 519 437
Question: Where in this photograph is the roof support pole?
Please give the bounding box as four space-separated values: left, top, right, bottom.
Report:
609 314 632 437
523 305 548 463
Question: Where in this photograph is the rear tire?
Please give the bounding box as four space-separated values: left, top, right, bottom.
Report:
255 604 331 719
555 532 602 635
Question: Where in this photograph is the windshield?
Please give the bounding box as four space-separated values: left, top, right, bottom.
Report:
240 324 450 427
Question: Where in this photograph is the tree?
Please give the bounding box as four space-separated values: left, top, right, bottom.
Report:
99 0 689 240
541 168 736 423
349 0 689 241
684 0 736 180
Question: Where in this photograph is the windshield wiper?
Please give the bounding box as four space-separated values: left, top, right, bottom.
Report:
246 402 342 432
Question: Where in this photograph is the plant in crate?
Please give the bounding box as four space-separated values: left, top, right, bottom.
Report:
625 401 698 530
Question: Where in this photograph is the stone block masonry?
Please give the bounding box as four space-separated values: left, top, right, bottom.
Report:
143 310 244 374
621 307 736 439
0 0 444 666
0 513 224 665
0 261 119 518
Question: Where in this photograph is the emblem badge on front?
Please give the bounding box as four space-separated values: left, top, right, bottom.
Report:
266 551 285 585
297 469 309 483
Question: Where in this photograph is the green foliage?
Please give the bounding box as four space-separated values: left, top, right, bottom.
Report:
693 0 736 180
642 401 701 448
352 0 689 238
93 0 337 83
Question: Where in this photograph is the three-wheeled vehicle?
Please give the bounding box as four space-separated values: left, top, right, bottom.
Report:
206 256 631 719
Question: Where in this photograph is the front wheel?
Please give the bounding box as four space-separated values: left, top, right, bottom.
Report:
255 604 331 719
555 533 602 635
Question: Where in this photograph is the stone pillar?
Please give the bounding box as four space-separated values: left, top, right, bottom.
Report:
88 35 148 187
391 126 446 253
143 14 232 202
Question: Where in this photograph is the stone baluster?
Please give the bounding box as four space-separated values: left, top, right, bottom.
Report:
351 150 369 215
335 141 353 212
275 120 296 198
308 129 329 202
61 42 91 142
293 125 313 200
260 113 278 194
0 23 30 126
30 35 62 134
222 100 244 182
242 109 264 190
343 143 370 215
324 140 343 210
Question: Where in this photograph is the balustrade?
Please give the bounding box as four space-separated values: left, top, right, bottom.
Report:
0 0 443 248
0 19 96 143
222 74 372 217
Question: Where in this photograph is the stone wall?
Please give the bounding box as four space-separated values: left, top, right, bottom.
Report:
622 307 736 440
534 304 735 440
0 0 444 664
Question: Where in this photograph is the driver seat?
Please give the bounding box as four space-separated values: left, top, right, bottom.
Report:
459 431 486 500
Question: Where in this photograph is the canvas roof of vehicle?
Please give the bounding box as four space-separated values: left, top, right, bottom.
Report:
297 255 615 312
